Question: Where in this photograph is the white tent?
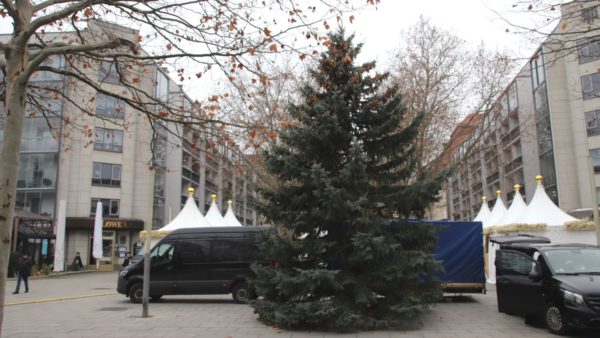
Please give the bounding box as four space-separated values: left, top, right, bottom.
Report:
140 188 212 242
481 191 506 284
224 200 243 227
483 191 507 228
205 194 227 226
473 196 490 223
512 176 576 226
159 188 213 231
497 185 528 226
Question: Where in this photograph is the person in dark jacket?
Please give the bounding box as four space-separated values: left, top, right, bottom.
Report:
13 253 33 294
122 252 132 268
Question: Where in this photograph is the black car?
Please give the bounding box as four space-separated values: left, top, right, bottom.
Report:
117 226 267 304
493 235 600 334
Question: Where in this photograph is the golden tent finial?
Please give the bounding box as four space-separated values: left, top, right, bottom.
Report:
514 184 521 192
228 200 233 207
211 194 217 201
187 187 194 195
496 190 501 197
535 175 543 184
482 196 487 202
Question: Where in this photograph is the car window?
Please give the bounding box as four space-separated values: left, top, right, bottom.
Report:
211 239 258 262
544 248 600 274
497 250 536 276
150 242 175 264
179 240 211 264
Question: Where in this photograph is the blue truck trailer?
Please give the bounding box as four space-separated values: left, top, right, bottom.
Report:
431 220 486 294
392 220 486 294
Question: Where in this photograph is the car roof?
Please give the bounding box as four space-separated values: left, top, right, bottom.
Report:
502 242 599 252
490 234 551 245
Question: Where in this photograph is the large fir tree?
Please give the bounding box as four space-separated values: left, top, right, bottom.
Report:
250 29 446 331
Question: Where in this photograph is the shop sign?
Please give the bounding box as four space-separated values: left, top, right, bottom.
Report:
104 220 126 229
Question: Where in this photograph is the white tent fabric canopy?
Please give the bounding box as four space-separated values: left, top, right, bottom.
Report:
205 194 227 226
497 186 528 226
473 197 491 223
483 193 507 228
512 178 576 226
224 200 243 227
159 189 213 231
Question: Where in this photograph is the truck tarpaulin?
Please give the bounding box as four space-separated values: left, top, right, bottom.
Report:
431 220 485 293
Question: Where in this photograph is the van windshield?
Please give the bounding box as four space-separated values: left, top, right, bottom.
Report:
544 248 600 274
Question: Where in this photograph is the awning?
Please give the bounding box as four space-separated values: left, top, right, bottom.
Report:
18 223 55 239
66 217 144 231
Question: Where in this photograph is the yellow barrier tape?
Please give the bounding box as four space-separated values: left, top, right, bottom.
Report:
6 292 117 306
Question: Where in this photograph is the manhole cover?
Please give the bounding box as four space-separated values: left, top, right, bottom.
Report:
99 307 127 312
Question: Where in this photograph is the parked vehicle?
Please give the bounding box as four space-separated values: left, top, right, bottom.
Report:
393 220 487 294
493 234 600 334
117 226 267 304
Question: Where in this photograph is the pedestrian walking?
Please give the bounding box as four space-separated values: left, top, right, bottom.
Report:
13 253 33 294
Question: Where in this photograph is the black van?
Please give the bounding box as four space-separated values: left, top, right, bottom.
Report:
493 235 600 334
117 226 267 304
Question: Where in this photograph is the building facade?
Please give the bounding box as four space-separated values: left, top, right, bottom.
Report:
0 22 258 270
447 1 600 221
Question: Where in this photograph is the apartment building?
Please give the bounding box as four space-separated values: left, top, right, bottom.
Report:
0 21 258 269
447 1 600 221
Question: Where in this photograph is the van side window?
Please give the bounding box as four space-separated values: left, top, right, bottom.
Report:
212 239 245 262
179 240 211 263
151 242 175 264
497 251 536 276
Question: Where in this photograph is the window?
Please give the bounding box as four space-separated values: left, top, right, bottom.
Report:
583 6 598 24
31 55 64 82
94 127 123 152
581 73 600 99
92 163 121 186
20 117 60 152
96 94 125 118
530 51 545 89
155 70 169 101
497 250 536 276
179 240 211 263
150 242 175 264
536 117 553 155
586 110 600 136
507 82 518 113
98 61 121 85
90 198 120 218
17 153 58 189
578 37 600 64
591 149 600 173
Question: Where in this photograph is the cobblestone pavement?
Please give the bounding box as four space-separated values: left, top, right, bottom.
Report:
2 272 599 337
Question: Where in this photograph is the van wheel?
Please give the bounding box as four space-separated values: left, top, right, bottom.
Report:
129 283 143 304
232 282 252 304
545 304 568 335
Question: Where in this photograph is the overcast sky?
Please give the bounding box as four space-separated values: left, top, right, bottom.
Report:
350 0 549 66
0 0 559 100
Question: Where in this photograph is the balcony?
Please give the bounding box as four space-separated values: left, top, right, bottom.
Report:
504 156 523 174
486 171 500 184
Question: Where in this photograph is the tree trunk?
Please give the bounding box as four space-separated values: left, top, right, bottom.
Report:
0 46 29 333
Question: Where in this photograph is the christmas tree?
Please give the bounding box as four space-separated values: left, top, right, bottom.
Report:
250 29 446 331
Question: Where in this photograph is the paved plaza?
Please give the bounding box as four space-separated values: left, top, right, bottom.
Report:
2 271 599 337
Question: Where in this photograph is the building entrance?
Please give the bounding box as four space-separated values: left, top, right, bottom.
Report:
90 231 116 271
